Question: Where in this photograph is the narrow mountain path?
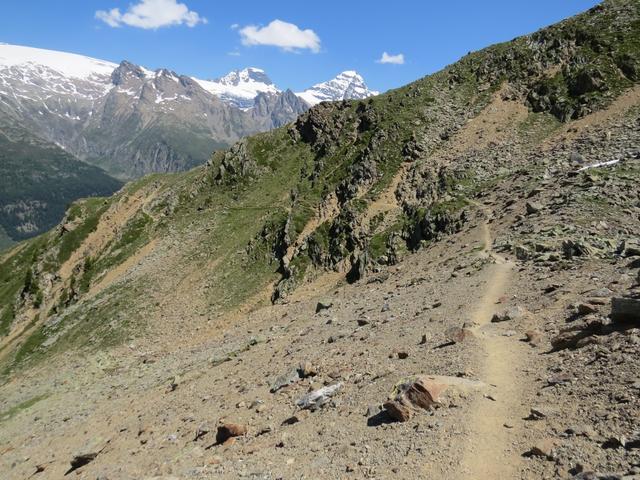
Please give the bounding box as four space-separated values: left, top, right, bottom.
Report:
453 205 525 479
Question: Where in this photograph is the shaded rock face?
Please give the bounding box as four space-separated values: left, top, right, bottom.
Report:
405 208 468 251
212 141 259 185
293 101 356 156
251 90 310 129
568 68 606 96
215 424 247 445
111 61 147 85
610 297 640 324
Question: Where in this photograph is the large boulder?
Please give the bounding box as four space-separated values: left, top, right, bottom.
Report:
383 376 447 422
382 375 487 422
216 423 247 444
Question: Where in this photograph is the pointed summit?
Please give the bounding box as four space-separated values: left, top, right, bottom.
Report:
215 67 274 87
193 67 280 109
296 70 379 106
111 60 148 85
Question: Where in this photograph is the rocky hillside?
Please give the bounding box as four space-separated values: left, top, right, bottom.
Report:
0 226 14 251
0 1 639 478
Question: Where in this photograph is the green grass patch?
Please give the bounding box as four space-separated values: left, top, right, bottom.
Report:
0 394 48 423
9 321 46 370
518 113 562 145
0 235 50 336
57 198 109 264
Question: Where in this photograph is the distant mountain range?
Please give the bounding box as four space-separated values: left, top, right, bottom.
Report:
0 43 378 242
195 67 378 109
0 44 378 180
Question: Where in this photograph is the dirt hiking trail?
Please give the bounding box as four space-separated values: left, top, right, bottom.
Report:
454 206 525 479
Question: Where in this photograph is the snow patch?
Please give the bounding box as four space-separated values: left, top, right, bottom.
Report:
0 44 117 80
578 159 622 171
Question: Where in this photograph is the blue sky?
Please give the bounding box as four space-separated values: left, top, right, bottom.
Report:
0 0 601 92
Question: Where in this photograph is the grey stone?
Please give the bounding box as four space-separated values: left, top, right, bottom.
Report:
296 383 342 410
570 152 586 164
525 201 543 215
491 306 528 323
270 368 302 393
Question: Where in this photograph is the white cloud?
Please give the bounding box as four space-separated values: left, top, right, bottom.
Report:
377 52 405 65
239 19 320 53
96 0 207 29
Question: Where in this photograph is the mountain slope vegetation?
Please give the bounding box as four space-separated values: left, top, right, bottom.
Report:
1 0 638 372
0 1 639 478
0 122 122 242
0 226 14 251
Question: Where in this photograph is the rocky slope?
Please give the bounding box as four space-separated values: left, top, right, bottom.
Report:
0 45 378 179
0 1 639 478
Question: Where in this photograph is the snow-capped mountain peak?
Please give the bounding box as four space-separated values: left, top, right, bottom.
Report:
193 67 280 109
216 67 274 87
0 44 121 101
0 43 117 81
296 70 379 106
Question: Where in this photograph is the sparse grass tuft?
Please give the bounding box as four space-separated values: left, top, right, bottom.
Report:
0 394 48 423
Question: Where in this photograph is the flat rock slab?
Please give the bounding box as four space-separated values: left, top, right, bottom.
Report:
297 383 343 410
